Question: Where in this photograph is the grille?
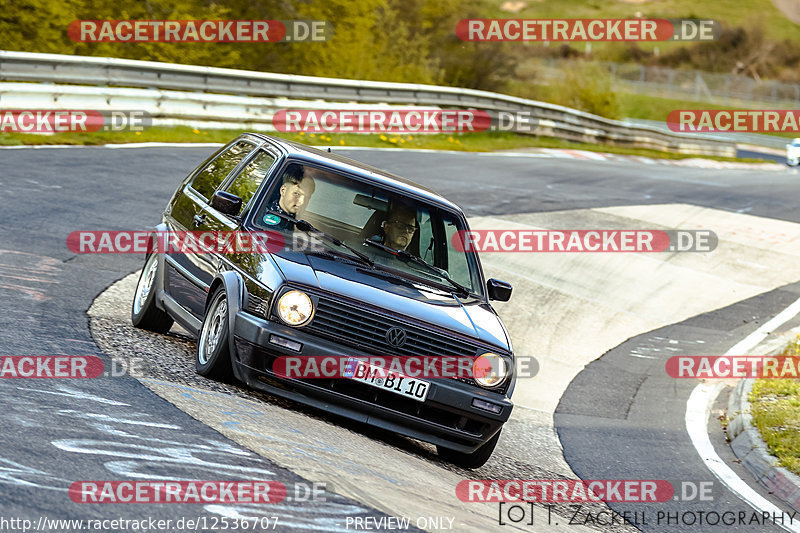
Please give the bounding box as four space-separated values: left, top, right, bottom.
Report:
306 297 481 359
300 294 513 392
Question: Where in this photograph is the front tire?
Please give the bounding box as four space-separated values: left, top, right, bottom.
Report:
131 254 174 333
196 287 234 381
437 429 501 469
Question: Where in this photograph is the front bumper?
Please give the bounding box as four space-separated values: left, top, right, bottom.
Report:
232 310 514 453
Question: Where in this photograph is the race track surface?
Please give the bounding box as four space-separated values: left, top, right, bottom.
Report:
1 145 799 532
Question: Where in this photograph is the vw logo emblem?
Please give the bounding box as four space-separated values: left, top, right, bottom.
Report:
385 327 407 347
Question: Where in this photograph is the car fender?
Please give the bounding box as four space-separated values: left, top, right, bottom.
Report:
208 270 246 362
152 223 169 312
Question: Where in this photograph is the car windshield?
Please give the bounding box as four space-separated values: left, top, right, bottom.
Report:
793 139 800 146
252 161 483 297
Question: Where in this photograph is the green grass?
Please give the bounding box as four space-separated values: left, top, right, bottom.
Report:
509 81 800 139
0 127 773 163
617 93 730 122
498 0 800 57
749 335 800 475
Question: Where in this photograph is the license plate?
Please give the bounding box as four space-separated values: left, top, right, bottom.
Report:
345 358 430 402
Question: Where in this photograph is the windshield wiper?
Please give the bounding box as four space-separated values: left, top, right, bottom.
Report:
362 239 471 297
266 210 375 267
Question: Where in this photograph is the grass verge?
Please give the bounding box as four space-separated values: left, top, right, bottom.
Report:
749 335 800 475
0 127 773 163
504 0 800 56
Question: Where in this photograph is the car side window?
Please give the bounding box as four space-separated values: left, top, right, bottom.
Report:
225 150 276 208
191 141 254 200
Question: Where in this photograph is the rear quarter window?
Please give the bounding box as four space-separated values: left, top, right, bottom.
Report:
225 150 276 208
191 141 254 200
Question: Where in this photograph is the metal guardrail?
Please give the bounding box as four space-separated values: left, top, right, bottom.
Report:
0 50 737 156
625 118 795 151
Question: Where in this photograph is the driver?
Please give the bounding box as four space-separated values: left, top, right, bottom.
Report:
262 164 316 230
381 204 418 251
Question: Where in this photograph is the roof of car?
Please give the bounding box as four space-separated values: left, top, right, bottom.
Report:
246 133 461 212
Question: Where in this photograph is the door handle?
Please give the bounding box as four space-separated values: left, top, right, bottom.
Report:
192 214 206 227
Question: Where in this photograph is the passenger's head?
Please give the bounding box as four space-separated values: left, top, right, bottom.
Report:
382 204 418 251
278 164 315 215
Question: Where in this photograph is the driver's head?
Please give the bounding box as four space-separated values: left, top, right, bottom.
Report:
382 204 418 251
278 164 315 216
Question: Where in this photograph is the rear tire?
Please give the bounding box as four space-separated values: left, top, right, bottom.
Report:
437 429 501 469
196 287 234 381
131 254 174 333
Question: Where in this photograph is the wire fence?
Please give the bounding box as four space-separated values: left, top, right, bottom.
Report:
534 59 800 107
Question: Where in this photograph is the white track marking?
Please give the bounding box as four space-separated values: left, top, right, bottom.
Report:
726 297 800 355
686 295 800 532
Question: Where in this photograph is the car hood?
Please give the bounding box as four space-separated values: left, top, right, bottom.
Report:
269 252 510 351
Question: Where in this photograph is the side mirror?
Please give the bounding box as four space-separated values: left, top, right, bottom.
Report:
487 279 512 301
211 191 242 217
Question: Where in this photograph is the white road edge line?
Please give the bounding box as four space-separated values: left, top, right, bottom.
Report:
686 295 800 533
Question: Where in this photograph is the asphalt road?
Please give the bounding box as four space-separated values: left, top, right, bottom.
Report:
338 148 800 223
1 145 798 531
556 283 800 533
0 147 399 531
736 148 788 164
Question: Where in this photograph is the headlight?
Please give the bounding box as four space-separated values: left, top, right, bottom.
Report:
277 290 314 326
472 352 508 388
